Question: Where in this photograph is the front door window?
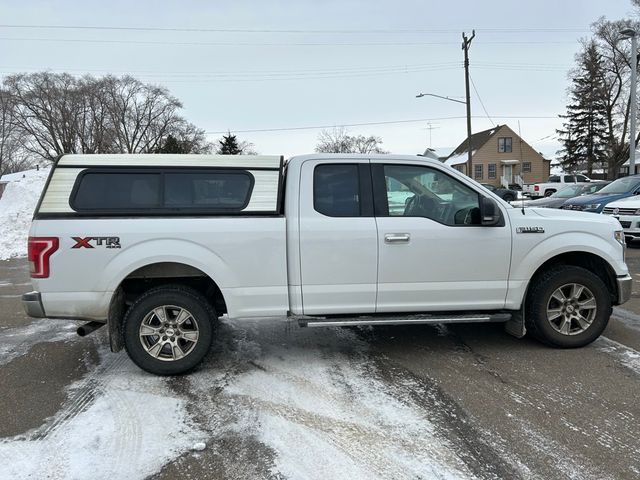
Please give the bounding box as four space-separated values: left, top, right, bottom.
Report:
382 165 481 226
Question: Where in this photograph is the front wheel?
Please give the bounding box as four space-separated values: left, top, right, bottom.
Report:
123 285 215 375
525 266 611 348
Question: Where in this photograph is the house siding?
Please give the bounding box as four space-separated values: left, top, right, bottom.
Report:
465 125 550 187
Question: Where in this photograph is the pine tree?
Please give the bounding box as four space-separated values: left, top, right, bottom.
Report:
217 132 241 155
557 41 608 175
154 134 191 153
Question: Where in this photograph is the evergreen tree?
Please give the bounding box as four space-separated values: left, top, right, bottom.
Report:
154 134 191 153
557 41 608 175
217 132 242 155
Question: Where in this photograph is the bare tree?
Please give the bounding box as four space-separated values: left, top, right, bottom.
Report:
3 73 85 159
2 72 211 163
0 89 33 175
315 127 387 154
586 18 640 177
102 76 184 153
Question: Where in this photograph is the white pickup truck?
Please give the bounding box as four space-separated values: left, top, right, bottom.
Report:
23 154 631 375
523 173 591 199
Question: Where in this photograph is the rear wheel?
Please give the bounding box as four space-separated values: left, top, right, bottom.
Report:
525 266 611 348
544 189 555 197
502 193 516 202
123 285 215 375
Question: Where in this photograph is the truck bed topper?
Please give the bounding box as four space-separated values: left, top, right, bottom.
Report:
36 154 285 217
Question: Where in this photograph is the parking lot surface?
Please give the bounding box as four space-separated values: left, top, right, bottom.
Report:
1 249 640 479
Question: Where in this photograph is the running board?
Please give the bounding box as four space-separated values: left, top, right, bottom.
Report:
298 313 512 328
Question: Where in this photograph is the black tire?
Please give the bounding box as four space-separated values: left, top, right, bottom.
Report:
123 285 215 375
544 190 555 197
525 266 611 348
502 193 516 202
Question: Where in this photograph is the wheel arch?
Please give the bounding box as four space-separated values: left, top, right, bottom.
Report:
529 251 617 303
106 257 230 352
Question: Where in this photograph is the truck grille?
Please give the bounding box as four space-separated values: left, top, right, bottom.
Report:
603 207 638 215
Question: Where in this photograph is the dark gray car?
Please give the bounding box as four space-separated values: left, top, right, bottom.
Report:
515 182 610 208
481 184 519 202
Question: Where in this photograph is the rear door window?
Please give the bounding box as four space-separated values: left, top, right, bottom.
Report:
313 164 361 217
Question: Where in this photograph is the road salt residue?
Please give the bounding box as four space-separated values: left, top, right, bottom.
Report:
0 321 78 366
596 337 640 375
0 347 204 479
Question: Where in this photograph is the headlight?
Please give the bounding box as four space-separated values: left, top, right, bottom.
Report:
584 204 601 210
615 230 626 246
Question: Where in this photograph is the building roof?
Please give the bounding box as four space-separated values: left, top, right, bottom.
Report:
446 125 502 160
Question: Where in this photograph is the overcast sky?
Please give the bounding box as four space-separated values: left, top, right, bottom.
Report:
0 0 636 158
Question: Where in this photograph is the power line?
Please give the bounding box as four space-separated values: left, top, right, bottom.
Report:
0 61 462 76
0 24 592 34
0 36 579 47
469 74 495 126
0 64 462 83
205 115 560 135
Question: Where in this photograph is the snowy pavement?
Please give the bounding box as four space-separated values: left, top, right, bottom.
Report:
1 254 640 479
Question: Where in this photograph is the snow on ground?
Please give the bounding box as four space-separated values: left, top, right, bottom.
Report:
0 345 205 479
187 321 475 480
0 168 50 260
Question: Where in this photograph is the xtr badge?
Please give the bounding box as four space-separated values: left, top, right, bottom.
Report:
72 236 121 249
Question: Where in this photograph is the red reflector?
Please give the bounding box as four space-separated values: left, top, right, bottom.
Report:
534 185 539 191
28 237 58 278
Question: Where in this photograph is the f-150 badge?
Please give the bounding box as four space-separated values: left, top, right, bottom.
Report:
72 237 121 249
516 227 545 234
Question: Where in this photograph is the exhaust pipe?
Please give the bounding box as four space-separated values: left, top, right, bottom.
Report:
77 321 106 337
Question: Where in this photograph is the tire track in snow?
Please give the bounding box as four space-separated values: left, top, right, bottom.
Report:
184 320 501 479
0 343 203 479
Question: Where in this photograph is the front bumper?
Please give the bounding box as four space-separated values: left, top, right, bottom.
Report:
22 291 46 318
616 275 633 305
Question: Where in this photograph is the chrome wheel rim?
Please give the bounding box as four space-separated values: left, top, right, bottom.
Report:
138 305 200 362
546 283 597 336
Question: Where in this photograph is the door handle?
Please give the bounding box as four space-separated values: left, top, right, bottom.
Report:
384 233 410 244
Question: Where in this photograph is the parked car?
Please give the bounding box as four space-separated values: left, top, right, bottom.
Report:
561 175 640 213
514 182 610 209
22 153 631 375
480 184 519 202
522 173 591 199
602 196 640 243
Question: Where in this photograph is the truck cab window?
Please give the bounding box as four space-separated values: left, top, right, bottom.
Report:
382 165 481 225
313 164 361 217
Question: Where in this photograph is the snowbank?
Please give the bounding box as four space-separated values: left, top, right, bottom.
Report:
0 168 50 260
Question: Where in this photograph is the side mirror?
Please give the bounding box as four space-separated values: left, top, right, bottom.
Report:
481 197 502 226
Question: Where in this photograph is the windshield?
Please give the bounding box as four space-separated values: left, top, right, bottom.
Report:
599 177 640 194
551 185 582 198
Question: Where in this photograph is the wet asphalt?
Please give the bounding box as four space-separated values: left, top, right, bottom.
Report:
1 249 640 479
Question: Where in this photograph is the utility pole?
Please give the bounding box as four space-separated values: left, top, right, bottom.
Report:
462 30 475 178
630 33 638 176
620 28 638 176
